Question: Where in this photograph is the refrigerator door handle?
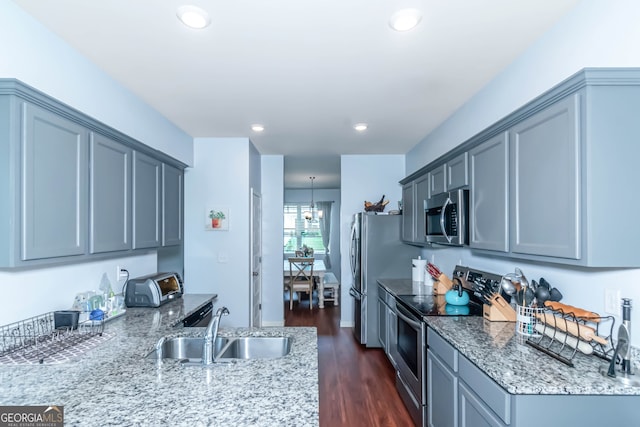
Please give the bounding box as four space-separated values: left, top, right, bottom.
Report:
349 288 361 300
349 223 357 278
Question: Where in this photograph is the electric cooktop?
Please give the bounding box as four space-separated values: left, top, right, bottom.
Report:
396 265 504 317
395 294 483 317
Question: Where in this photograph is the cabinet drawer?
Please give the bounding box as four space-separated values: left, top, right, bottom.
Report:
427 328 458 371
458 355 511 424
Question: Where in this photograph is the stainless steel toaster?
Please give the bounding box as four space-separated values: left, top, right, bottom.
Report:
124 272 183 307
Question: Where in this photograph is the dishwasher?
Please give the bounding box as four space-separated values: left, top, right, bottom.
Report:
181 300 214 327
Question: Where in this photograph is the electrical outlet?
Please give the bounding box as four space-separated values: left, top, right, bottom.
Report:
604 288 621 316
116 265 126 281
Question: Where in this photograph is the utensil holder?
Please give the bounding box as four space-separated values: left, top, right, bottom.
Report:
516 305 544 336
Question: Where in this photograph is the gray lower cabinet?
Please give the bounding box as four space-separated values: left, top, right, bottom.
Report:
377 284 397 368
21 102 88 261
133 151 161 249
90 133 131 253
458 381 506 427
469 132 509 252
427 328 458 427
509 95 579 259
162 164 183 246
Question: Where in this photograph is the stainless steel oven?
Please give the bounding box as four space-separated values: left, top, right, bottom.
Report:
394 300 426 427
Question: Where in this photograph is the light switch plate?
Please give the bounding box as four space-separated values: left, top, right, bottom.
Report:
604 288 621 316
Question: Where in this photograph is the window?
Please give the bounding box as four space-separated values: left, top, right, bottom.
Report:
284 203 325 254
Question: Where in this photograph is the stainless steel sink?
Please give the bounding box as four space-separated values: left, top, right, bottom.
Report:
145 336 292 363
145 336 228 362
216 337 292 360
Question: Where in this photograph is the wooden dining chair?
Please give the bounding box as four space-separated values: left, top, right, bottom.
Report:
286 257 315 310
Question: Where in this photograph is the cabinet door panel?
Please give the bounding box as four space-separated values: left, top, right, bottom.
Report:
428 350 458 427
415 176 428 243
510 95 580 259
162 164 182 246
90 133 131 253
133 151 161 249
401 183 415 242
458 382 506 427
469 133 509 252
429 165 446 198
447 152 469 191
21 103 87 260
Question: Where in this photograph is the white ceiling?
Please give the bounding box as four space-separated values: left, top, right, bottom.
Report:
12 0 579 188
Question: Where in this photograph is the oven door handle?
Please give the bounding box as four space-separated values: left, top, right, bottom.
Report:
396 305 422 330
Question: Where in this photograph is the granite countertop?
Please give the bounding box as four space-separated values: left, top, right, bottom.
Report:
378 279 640 396
0 294 319 426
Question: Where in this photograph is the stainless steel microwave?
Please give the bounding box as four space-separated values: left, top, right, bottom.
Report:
425 188 469 246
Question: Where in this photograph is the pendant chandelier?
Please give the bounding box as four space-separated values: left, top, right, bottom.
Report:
303 176 323 221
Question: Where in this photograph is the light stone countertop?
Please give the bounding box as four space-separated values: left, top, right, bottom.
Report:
0 294 319 426
378 279 640 396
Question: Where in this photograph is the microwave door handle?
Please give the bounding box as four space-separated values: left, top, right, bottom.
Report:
396 305 422 330
440 197 453 243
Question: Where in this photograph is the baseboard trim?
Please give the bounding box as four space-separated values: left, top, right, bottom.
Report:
261 320 285 327
340 320 354 328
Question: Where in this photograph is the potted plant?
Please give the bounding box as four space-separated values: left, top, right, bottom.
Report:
209 210 226 228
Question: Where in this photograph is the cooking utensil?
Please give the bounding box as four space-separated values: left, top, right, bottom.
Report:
516 286 535 307
536 313 608 345
500 277 517 296
544 301 600 322
445 279 469 306
548 287 563 302
538 277 551 290
534 286 551 306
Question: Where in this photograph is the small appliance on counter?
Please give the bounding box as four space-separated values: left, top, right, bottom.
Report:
125 272 183 308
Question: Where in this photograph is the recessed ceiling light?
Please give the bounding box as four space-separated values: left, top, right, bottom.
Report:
354 123 368 132
389 9 422 32
251 124 265 132
177 5 211 29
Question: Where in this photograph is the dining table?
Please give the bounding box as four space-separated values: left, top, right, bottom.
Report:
284 259 327 308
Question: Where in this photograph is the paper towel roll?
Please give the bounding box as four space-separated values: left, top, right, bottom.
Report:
412 258 427 283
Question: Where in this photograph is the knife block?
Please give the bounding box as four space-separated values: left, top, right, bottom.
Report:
483 294 516 322
432 274 453 295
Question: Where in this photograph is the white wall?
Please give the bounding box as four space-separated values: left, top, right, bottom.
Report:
0 2 193 326
0 2 193 166
261 156 285 326
407 0 640 346
340 155 405 326
184 138 253 327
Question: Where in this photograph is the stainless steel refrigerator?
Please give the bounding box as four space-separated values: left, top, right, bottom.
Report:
349 212 421 347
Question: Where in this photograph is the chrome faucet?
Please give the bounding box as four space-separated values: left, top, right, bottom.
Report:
202 306 230 365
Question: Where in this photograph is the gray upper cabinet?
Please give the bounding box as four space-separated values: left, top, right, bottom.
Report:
162 163 183 246
401 68 640 267
21 102 88 261
90 133 131 254
447 152 469 191
402 175 428 245
509 95 579 259
469 133 509 252
0 80 185 268
133 151 161 249
428 164 446 198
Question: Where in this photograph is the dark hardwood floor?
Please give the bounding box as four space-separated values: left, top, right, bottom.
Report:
284 293 414 427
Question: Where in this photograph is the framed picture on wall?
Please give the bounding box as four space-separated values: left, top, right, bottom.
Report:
205 207 229 231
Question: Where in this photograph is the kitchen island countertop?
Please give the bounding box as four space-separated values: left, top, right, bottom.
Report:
0 294 319 426
378 278 640 396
